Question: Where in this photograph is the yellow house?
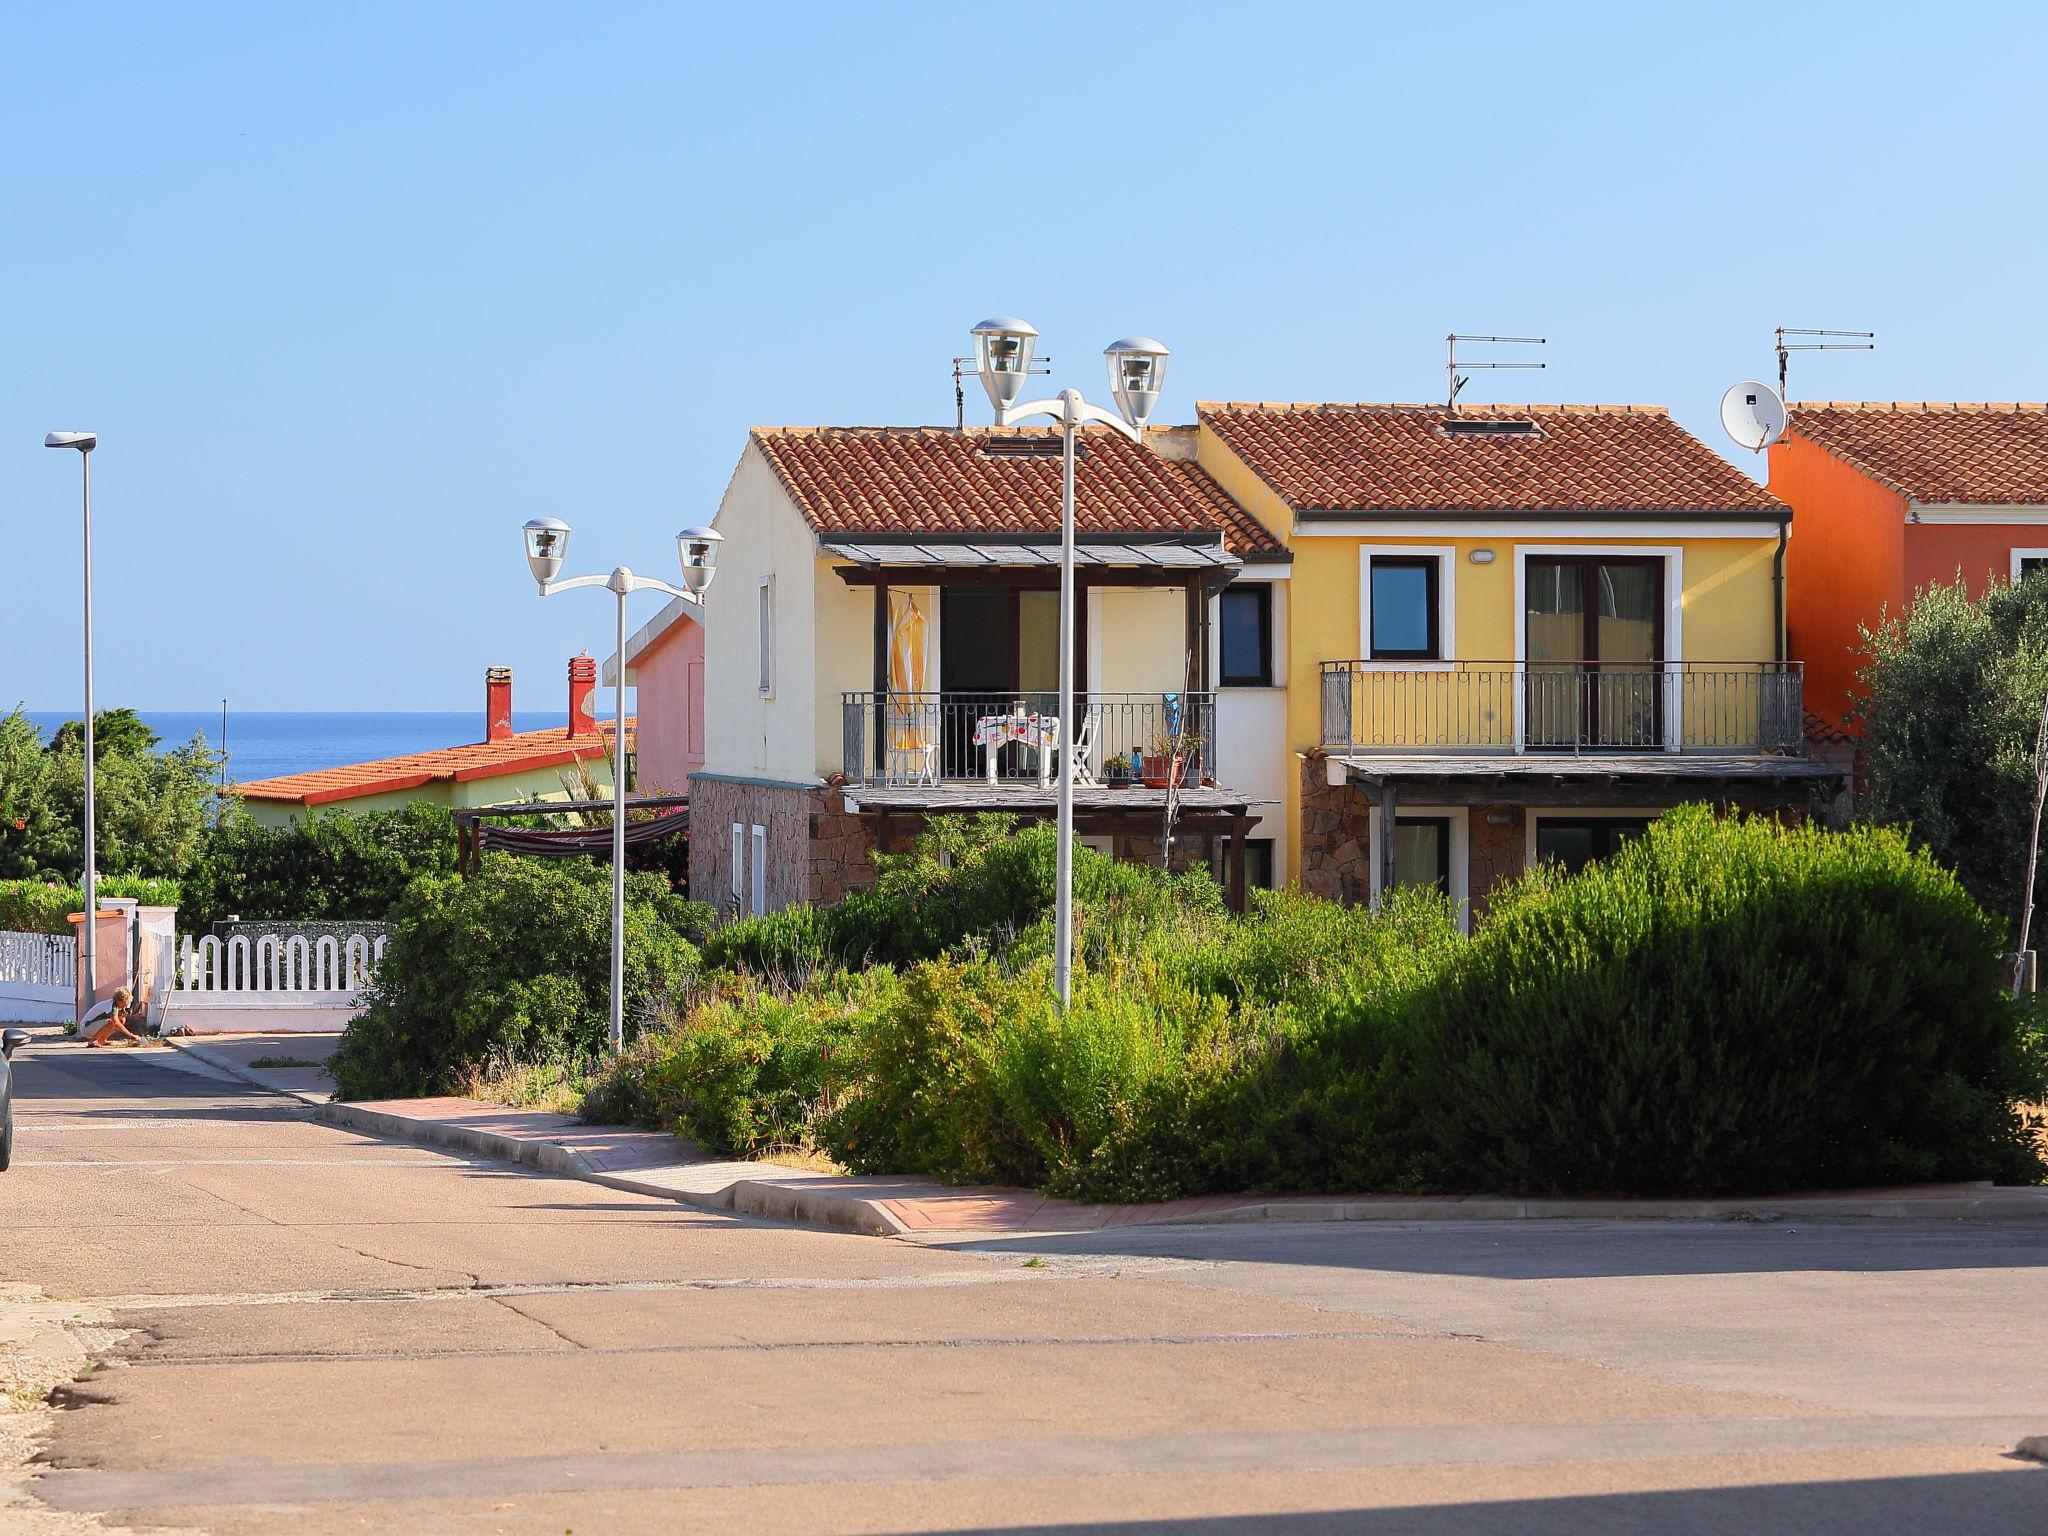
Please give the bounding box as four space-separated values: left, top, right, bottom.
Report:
1194 401 1845 921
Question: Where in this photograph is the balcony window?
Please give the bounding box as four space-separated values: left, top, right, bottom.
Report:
1219 585 1273 687
1367 556 1440 661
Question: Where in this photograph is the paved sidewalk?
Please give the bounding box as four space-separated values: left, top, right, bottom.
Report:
164 1034 2048 1238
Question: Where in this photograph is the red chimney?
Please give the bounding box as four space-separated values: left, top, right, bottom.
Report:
568 655 598 739
485 667 514 743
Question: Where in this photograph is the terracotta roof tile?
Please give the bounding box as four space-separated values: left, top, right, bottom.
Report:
1785 402 2048 505
1199 402 1786 515
236 721 625 808
750 426 1284 556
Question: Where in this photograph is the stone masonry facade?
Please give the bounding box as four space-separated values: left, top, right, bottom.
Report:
1296 754 1529 921
689 775 886 917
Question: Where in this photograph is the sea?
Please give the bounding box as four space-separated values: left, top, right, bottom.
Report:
23 711 570 787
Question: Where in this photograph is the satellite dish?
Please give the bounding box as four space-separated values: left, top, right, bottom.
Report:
1721 380 1788 453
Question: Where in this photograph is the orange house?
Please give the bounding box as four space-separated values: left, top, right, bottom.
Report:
1772 402 2048 728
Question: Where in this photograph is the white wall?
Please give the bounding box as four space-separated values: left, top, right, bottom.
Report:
698 444 824 784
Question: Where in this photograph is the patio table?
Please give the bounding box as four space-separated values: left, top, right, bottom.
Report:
973 712 1061 787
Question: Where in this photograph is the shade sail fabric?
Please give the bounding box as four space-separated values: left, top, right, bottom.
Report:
886 592 930 752
476 808 688 858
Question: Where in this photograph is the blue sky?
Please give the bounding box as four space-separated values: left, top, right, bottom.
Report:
4 2 2044 710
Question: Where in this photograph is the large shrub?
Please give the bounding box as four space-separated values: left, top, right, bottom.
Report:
1854 573 2048 932
814 898 1458 1205
582 969 887 1155
328 857 699 1099
180 803 461 930
1406 805 2047 1196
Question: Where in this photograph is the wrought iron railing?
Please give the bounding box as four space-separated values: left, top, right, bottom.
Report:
841 691 1217 787
1317 661 1804 755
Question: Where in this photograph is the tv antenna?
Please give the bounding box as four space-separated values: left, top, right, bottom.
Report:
1447 334 1545 413
953 352 1051 430
1719 381 1789 454
1775 327 1874 396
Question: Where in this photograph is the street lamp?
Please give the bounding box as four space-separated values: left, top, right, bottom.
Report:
519 519 722 1052
44 432 99 1019
970 319 1170 1008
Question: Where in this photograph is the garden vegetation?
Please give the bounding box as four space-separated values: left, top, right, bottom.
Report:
343 809 2048 1200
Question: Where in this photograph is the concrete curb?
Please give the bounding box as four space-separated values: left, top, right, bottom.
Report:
313 1102 907 1238
164 1039 2048 1235
1143 1191 2048 1226
700 1178 912 1238
158 1037 328 1108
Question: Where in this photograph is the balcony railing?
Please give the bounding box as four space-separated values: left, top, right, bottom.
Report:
842 691 1216 787
1318 661 1805 755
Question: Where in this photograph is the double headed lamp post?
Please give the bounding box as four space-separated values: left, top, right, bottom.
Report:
520 519 724 1052
969 319 1169 1009
44 432 100 1015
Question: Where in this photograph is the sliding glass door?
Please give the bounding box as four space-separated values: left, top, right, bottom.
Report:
1525 557 1662 748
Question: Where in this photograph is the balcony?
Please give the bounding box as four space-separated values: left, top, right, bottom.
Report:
1319 661 1805 756
842 691 1217 788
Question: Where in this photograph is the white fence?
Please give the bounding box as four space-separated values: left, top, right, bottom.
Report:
1 930 75 988
167 929 388 1034
0 930 77 1024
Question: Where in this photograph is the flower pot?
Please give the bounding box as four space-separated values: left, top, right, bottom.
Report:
1140 753 1186 789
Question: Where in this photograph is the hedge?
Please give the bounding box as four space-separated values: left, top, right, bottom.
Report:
0 877 183 935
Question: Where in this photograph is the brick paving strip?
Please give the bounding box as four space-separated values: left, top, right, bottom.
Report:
167 1033 2048 1237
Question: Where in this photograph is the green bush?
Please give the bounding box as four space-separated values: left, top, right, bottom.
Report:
813 943 1440 1204
1406 805 2047 1196
1854 572 2048 931
0 707 217 883
180 803 460 930
700 904 837 980
328 856 700 1099
582 970 887 1155
0 876 184 935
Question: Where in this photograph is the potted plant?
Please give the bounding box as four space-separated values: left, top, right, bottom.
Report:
1140 730 1200 789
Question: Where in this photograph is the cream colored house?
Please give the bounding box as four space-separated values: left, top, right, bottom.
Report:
689 423 1292 914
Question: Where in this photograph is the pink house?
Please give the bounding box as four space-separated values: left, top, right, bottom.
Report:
608 594 706 796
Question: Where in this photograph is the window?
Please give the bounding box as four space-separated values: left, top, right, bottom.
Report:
1210 837 1276 891
756 577 775 697
730 823 744 906
2013 549 2048 585
1366 556 1441 660
1390 816 1451 894
1534 816 1651 875
749 824 767 916
1218 585 1273 687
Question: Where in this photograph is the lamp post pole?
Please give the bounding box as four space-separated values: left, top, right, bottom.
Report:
45 433 99 1015
968 324 1170 1011
1054 391 1079 1006
80 448 97 1009
609 575 629 1053
521 521 722 1052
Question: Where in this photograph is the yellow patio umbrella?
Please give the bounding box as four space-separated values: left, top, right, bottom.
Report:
887 592 929 751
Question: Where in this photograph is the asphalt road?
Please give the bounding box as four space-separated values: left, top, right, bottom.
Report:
2 1033 2045 1535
